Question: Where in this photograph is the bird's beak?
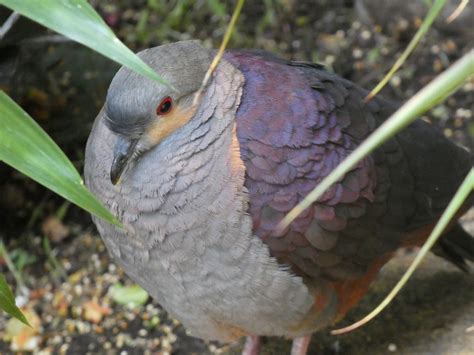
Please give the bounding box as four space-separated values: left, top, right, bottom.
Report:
110 136 138 185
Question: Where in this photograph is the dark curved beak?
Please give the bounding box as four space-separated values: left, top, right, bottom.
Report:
110 136 138 185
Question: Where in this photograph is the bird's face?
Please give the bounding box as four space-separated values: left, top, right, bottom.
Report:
103 41 211 185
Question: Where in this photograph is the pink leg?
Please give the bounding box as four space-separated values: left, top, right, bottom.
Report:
290 335 312 355
242 336 262 355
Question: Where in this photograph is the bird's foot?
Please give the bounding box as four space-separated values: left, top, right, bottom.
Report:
290 335 312 355
242 335 262 355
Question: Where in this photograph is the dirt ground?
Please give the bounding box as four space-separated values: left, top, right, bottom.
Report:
0 1 473 354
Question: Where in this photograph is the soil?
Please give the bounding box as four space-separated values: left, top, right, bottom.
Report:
0 1 472 354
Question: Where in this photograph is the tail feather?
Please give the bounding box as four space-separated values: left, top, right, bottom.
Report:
433 223 474 273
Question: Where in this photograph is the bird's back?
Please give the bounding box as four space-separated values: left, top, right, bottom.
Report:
224 51 472 314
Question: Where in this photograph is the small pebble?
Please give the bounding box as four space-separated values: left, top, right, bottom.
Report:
116 333 125 348
361 30 371 40
352 48 363 59
431 45 440 54
390 76 401 87
444 128 453 138
59 344 69 354
73 284 83 296
455 108 472 119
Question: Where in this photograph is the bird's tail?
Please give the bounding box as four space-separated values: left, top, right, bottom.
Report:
433 223 474 272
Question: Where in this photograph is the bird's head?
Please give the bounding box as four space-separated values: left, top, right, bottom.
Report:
104 41 211 185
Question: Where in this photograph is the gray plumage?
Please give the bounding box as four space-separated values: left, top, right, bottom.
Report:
85 41 332 341
84 40 473 350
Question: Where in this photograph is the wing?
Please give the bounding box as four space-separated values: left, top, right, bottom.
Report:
226 51 471 283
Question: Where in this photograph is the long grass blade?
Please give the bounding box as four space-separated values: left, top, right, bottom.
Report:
365 0 446 101
446 0 470 23
193 0 245 106
332 169 474 334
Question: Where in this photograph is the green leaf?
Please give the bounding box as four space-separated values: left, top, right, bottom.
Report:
279 49 474 229
109 283 149 308
0 92 119 226
0 274 29 326
0 0 171 88
366 0 447 100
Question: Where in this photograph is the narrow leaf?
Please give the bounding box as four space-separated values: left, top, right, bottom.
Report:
366 0 446 101
446 0 469 23
332 169 474 334
279 50 474 230
0 0 171 88
193 0 245 106
0 92 119 226
0 274 29 326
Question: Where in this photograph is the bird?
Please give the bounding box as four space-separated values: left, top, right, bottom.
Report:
84 40 473 355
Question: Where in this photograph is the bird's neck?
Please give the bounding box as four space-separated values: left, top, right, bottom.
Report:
116 60 247 244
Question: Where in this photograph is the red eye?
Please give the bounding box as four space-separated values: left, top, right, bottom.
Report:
156 96 173 115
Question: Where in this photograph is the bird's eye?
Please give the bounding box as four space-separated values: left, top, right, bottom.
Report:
156 96 173 115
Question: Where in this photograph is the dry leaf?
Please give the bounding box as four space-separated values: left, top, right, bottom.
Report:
83 300 111 323
42 216 70 242
4 307 42 352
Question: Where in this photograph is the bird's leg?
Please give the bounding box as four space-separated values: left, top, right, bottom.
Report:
290 335 312 355
242 335 262 355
